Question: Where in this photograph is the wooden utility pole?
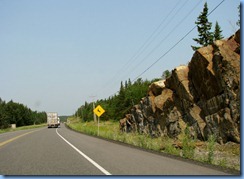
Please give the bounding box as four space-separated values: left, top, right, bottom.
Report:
90 95 97 123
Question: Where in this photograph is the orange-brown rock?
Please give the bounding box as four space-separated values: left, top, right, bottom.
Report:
119 30 240 144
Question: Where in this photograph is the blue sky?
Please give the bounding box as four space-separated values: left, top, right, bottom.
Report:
0 0 240 115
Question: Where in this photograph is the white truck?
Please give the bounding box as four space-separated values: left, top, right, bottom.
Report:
47 112 60 128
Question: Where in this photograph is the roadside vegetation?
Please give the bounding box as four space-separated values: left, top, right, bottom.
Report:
0 123 46 134
67 117 240 171
74 78 160 122
0 98 47 129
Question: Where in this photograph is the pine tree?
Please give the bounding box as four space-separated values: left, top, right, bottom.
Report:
125 80 128 89
192 2 213 51
213 21 224 41
128 78 132 87
119 81 125 94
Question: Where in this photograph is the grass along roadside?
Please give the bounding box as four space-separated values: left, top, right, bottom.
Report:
67 117 162 151
66 117 240 171
0 123 46 134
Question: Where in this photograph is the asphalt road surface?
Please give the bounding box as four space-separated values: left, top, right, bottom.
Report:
0 123 235 175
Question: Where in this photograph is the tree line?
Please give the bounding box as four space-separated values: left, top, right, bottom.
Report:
0 98 47 129
75 78 160 122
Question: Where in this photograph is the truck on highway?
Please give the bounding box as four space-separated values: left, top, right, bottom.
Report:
47 112 60 128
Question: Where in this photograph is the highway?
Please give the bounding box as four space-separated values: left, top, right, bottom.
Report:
0 123 234 175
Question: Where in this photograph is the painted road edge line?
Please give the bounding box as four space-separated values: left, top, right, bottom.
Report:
56 128 112 175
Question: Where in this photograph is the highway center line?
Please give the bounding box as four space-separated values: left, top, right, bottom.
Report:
0 129 42 148
56 128 112 175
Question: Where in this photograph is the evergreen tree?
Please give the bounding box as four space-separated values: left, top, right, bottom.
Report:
213 21 224 41
119 81 125 94
125 80 128 89
192 2 213 51
128 78 132 87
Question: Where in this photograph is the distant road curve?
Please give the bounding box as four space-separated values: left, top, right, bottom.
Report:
0 124 238 175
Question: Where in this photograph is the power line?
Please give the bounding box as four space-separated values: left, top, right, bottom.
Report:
126 0 202 79
102 0 181 83
102 0 193 92
120 0 191 80
132 0 225 82
90 0 184 97
121 0 183 71
91 0 225 100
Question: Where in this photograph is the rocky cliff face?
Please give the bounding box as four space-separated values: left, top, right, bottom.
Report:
120 30 240 144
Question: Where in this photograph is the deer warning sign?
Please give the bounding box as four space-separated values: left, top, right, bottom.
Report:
93 105 105 117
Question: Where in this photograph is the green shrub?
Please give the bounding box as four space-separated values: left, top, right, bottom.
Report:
161 136 180 156
207 134 216 164
182 126 195 159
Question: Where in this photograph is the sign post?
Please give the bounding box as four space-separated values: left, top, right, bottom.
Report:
93 105 105 136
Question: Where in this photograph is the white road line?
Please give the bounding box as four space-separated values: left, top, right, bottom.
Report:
56 128 112 175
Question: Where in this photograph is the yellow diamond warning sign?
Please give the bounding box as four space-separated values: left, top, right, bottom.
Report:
93 105 105 117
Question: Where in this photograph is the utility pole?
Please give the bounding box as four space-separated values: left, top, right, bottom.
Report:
90 95 97 123
80 106 84 122
76 108 78 119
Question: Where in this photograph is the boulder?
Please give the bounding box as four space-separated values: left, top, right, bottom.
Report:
148 80 165 96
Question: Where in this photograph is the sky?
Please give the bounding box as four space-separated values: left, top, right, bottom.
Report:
0 0 240 116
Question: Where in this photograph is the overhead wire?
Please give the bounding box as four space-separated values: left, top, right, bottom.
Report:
132 0 226 82
123 0 202 80
100 0 193 95
91 0 225 101
120 0 183 73
101 0 181 85
91 0 183 98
